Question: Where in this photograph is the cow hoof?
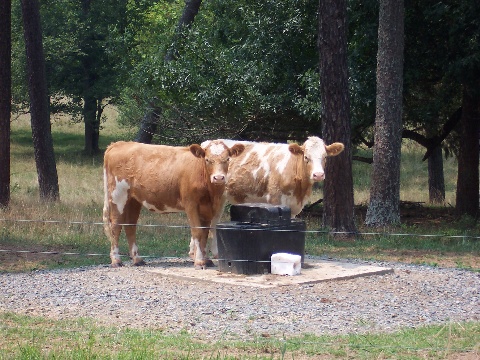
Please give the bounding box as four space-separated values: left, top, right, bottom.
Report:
205 259 215 267
133 259 146 266
194 264 206 270
111 262 123 268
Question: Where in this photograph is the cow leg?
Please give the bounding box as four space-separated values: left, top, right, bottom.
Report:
188 215 213 269
104 202 124 268
192 197 227 259
188 236 195 259
124 199 145 266
207 199 227 258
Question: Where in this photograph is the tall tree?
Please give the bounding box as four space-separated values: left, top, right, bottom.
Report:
456 85 479 217
318 0 356 235
0 0 11 208
21 0 59 201
452 1 480 218
80 0 112 155
365 0 404 227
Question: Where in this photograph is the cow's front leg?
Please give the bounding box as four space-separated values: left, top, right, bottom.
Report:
188 237 195 259
190 223 214 269
202 198 226 259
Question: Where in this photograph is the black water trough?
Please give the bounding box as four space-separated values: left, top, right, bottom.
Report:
216 203 306 275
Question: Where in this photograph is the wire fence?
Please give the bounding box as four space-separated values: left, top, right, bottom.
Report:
1 217 479 239
0 216 478 264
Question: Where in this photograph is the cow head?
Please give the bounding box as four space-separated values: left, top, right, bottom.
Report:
190 140 245 184
288 136 344 182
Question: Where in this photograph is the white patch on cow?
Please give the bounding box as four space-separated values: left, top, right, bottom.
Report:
189 236 195 256
131 243 139 257
142 201 161 213
280 194 291 207
192 237 203 261
239 147 254 167
275 147 292 174
103 168 109 215
209 142 227 156
111 177 130 214
142 201 181 213
304 137 328 180
248 144 270 179
111 246 121 261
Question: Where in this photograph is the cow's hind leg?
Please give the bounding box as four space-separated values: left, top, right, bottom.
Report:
124 199 145 266
104 205 124 267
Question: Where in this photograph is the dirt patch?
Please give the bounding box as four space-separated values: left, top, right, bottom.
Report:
0 245 75 272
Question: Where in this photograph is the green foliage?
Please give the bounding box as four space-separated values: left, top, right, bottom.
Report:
119 0 322 144
11 0 163 124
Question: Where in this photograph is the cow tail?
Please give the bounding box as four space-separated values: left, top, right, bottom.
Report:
102 166 111 235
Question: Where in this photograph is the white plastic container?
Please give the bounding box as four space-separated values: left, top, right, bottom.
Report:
271 253 302 275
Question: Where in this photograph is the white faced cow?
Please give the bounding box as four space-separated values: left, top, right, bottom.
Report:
103 140 245 269
191 136 344 257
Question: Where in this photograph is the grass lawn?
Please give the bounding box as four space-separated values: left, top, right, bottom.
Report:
0 313 478 360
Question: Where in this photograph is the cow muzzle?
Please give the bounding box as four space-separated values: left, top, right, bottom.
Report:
312 172 325 181
211 174 226 184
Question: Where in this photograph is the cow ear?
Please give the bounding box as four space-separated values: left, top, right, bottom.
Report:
189 144 205 158
229 143 245 157
288 143 304 155
326 142 344 157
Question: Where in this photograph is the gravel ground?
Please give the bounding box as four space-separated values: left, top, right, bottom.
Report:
0 258 478 341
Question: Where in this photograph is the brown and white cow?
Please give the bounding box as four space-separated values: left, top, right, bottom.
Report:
192 136 344 257
103 140 245 269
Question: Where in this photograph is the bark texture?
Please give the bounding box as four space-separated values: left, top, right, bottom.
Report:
428 145 445 205
455 85 479 217
0 0 11 208
365 0 404 227
21 0 60 201
318 0 356 235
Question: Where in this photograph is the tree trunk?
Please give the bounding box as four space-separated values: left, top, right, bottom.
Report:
21 0 60 202
83 95 100 155
318 0 356 236
455 85 479 217
164 0 203 62
428 144 445 205
0 0 11 208
135 106 161 143
136 0 202 144
80 0 101 155
365 0 404 227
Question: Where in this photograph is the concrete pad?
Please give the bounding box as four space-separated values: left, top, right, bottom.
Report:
145 258 394 288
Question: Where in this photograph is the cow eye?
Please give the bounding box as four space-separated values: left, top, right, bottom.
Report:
304 156 310 163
